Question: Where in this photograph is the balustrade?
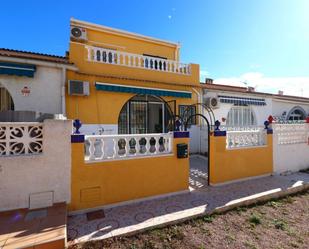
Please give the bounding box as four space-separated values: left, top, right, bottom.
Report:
86 46 191 75
85 132 173 162
273 123 309 145
226 129 267 149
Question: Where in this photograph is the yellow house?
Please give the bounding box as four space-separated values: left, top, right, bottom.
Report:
66 18 198 211
66 18 200 135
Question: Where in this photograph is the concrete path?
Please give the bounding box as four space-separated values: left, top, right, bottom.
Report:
67 172 309 245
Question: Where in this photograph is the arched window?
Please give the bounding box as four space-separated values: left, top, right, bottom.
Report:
287 106 306 121
226 105 257 127
118 95 173 134
0 86 14 111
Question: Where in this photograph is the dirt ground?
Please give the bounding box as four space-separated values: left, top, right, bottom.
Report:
70 191 309 249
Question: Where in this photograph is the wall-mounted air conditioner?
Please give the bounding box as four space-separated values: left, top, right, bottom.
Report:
205 97 220 109
70 26 87 41
68 80 89 96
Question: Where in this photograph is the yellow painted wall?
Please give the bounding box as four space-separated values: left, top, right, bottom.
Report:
66 19 200 124
69 42 200 86
69 137 190 211
73 20 178 60
209 134 273 185
66 71 199 124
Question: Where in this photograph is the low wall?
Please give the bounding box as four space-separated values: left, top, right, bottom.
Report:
69 132 190 212
273 123 309 173
209 131 273 185
0 119 72 211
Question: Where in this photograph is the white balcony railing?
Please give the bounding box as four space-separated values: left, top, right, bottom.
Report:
85 46 191 75
226 128 267 149
85 132 173 162
273 123 309 145
0 122 43 156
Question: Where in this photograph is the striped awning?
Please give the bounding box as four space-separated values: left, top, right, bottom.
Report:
0 62 36 77
95 82 192 98
218 95 266 106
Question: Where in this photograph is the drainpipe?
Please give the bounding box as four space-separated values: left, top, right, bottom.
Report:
61 67 66 117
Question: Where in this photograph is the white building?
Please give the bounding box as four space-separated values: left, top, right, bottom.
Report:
188 82 309 154
0 48 76 121
202 83 309 127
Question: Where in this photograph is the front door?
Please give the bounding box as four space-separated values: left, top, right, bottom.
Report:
119 95 173 134
148 102 164 133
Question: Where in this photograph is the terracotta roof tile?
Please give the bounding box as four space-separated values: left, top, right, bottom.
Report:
0 48 72 64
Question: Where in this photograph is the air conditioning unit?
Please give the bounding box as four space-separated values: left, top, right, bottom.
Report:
205 97 220 109
68 80 89 96
70 26 87 41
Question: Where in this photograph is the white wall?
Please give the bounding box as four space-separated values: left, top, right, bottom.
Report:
273 123 309 174
0 119 72 211
188 125 208 154
0 65 63 114
272 99 309 118
205 91 272 126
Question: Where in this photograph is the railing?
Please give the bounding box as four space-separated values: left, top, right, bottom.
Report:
0 122 43 156
273 123 309 145
220 125 262 131
226 128 267 149
85 46 191 75
85 132 173 162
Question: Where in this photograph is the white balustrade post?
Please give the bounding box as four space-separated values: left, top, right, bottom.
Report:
114 138 119 158
155 136 160 154
125 138 130 156
89 138 96 160
145 137 150 155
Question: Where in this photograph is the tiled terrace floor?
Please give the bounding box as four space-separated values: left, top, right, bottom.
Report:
67 172 309 246
189 155 208 189
0 203 66 249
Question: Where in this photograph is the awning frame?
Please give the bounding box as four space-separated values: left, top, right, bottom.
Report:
95 82 192 98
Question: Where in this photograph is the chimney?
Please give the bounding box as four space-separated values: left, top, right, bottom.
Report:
205 78 213 84
247 86 255 92
278 90 284 95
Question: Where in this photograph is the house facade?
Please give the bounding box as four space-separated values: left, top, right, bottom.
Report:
0 49 76 121
66 18 200 135
202 82 309 128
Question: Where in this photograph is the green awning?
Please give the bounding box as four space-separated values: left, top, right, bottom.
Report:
0 62 36 77
95 82 192 98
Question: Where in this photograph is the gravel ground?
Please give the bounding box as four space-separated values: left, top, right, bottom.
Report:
70 191 309 249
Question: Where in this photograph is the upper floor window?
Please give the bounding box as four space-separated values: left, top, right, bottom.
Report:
226 105 257 127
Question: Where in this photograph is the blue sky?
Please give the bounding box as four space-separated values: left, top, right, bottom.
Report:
1 0 309 96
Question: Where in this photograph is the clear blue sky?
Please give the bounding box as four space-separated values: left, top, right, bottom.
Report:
1 0 309 88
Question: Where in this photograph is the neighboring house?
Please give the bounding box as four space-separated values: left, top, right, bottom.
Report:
186 82 309 155
0 48 76 121
201 82 309 127
66 18 200 135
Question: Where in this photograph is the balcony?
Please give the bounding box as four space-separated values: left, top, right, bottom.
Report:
85 46 191 75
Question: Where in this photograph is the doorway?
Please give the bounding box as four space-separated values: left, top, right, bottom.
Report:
182 108 214 189
118 95 173 134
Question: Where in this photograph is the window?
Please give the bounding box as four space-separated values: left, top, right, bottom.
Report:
287 107 306 121
226 105 257 127
118 95 173 134
179 105 196 125
0 87 14 111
